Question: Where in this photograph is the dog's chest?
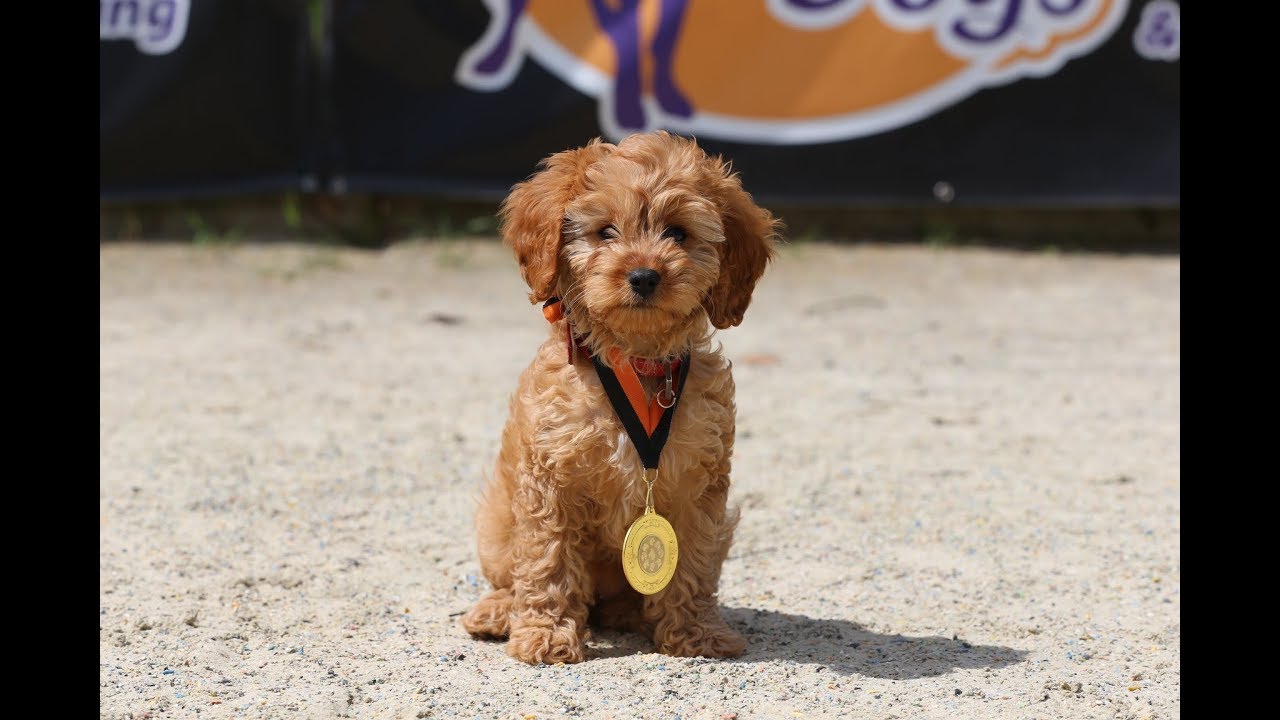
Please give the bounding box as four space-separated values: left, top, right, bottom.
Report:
542 361 733 543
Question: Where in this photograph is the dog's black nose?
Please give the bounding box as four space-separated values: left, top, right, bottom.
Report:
628 268 661 298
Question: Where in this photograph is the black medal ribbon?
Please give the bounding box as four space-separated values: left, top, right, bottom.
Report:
590 353 692 469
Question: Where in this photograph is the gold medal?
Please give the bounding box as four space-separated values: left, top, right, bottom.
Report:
621 469 678 594
622 509 678 595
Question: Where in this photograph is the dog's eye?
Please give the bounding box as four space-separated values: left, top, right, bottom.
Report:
598 225 619 241
662 226 687 244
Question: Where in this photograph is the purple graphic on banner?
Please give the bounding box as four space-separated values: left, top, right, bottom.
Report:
461 0 693 131
952 0 1022 43
100 0 190 55
588 0 693 128
472 0 529 74
652 0 694 118
1133 0 1178 61
589 0 645 129
772 1 1104 51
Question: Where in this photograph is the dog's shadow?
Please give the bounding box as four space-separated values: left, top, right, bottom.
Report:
587 606 1027 679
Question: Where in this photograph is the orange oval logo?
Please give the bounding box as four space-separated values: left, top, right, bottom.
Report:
457 0 1129 143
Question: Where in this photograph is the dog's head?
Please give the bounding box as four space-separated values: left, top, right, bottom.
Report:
500 131 779 358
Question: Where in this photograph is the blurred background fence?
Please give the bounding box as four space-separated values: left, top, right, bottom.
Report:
100 0 1179 248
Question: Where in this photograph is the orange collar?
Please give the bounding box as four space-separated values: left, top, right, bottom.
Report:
541 296 569 323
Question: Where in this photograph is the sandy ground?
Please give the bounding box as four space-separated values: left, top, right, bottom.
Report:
99 240 1179 720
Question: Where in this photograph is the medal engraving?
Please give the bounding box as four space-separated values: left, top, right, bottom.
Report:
638 534 664 573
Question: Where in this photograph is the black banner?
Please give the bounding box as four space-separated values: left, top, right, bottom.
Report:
100 0 315 200
101 0 1180 207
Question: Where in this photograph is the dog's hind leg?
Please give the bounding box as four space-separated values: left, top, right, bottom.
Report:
462 587 514 639
462 464 518 639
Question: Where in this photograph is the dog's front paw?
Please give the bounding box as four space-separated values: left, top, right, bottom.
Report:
507 622 585 664
655 618 747 659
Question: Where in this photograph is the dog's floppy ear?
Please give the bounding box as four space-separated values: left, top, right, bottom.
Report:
500 139 614 304
701 155 780 329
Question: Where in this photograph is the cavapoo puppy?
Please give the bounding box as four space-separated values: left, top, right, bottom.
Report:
462 131 779 664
